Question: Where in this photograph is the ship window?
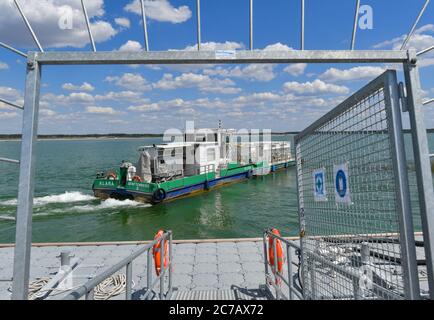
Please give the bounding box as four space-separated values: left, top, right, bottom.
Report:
207 148 216 161
171 149 176 157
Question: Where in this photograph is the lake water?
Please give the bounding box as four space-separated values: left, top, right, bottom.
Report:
0 134 432 243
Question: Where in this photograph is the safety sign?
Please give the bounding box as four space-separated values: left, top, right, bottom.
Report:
334 163 351 204
313 168 327 201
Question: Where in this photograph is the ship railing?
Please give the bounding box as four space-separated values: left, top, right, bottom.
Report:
63 230 173 300
263 229 303 300
198 164 215 176
271 154 293 163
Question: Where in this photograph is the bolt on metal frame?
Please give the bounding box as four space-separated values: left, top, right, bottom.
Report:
0 0 432 300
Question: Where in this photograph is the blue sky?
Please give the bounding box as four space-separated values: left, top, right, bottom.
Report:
0 0 433 134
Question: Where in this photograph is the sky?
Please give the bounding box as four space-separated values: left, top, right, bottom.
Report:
0 0 433 134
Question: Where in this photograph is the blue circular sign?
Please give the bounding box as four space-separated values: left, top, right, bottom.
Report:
335 169 347 198
315 174 323 194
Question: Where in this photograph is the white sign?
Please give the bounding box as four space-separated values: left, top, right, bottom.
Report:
313 168 327 201
334 163 351 204
215 50 237 60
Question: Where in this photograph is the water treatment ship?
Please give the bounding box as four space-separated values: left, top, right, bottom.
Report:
92 127 294 204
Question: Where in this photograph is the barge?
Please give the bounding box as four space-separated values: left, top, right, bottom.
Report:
92 127 294 204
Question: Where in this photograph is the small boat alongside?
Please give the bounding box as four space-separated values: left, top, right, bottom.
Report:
92 127 295 204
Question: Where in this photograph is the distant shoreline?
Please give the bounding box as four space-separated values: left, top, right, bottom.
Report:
0 129 432 141
0 132 300 141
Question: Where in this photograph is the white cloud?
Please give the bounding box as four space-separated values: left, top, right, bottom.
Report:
283 64 307 77
263 43 292 51
40 109 57 117
42 92 95 105
283 79 349 95
85 106 122 115
124 0 191 24
128 103 161 112
233 92 284 104
199 42 296 82
62 82 95 92
0 0 117 49
153 73 241 94
115 17 130 28
0 112 18 119
105 73 151 91
68 92 95 103
94 91 143 102
118 40 142 52
0 86 21 100
204 64 276 82
319 66 385 82
182 41 244 51
0 62 9 70
374 24 434 67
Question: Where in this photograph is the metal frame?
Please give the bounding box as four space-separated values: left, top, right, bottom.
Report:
351 0 361 50
80 0 96 52
33 50 410 65
0 0 433 300
294 70 421 300
63 231 173 300
140 0 149 52
401 0 431 50
403 51 434 299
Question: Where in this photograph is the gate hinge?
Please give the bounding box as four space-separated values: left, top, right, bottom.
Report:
398 82 408 112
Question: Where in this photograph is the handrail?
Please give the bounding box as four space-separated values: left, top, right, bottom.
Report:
263 229 303 300
0 157 20 165
264 229 406 300
63 230 173 300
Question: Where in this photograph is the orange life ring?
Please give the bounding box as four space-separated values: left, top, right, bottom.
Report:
268 228 285 275
152 230 169 276
107 172 117 180
132 175 143 182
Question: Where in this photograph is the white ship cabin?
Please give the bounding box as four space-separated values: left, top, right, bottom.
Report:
271 141 292 164
136 128 235 182
135 129 292 183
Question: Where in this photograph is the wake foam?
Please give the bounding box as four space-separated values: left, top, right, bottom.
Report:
0 191 95 206
52 198 151 214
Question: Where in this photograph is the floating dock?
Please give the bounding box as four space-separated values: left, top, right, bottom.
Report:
0 234 430 300
0 238 299 300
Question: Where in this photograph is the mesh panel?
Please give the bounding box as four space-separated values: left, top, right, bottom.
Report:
296 72 410 300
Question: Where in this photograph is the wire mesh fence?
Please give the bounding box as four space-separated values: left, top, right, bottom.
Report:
295 70 418 300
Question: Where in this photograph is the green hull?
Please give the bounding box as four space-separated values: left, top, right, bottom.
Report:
92 161 294 204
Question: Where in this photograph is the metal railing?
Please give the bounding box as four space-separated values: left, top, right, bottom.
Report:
263 229 303 300
295 70 421 299
63 231 173 300
303 241 406 300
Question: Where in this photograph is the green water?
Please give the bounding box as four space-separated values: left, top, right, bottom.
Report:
0 134 433 243
0 136 299 243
